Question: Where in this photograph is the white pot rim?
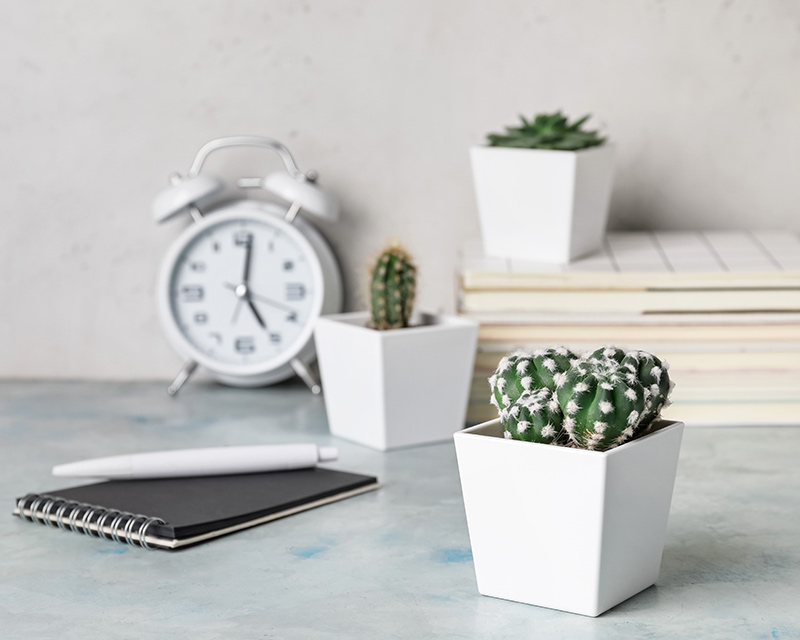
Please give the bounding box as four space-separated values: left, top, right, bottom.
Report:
317 310 477 334
470 143 613 155
457 417 683 457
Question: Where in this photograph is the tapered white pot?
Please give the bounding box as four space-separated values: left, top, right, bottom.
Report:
315 312 479 451
470 145 615 263
454 418 684 617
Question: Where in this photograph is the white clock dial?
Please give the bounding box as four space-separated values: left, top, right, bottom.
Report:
158 205 329 379
170 217 315 366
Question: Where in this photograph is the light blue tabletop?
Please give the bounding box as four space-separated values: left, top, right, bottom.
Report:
1 381 798 639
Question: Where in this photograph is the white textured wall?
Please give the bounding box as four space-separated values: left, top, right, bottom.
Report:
2 1 799 379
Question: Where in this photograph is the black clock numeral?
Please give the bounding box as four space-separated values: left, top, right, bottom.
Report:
181 285 204 302
213 242 220 253
269 333 282 345
234 231 253 247
286 311 298 323
283 260 294 271
235 337 255 354
194 312 208 324
190 261 206 272
286 283 306 301
268 241 275 253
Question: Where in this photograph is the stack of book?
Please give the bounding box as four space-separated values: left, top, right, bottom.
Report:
460 230 800 426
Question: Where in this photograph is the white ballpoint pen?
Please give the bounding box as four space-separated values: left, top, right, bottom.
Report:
51 444 339 480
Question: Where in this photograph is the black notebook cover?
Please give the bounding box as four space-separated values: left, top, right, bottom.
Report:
14 468 378 550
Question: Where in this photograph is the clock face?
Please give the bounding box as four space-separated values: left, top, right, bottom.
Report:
162 209 323 373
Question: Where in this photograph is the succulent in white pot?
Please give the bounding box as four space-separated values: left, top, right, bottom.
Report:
454 345 683 616
471 112 615 264
315 244 478 451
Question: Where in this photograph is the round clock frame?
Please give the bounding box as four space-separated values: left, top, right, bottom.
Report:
152 137 343 395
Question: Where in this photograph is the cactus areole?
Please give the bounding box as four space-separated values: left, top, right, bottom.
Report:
369 245 417 330
488 345 674 452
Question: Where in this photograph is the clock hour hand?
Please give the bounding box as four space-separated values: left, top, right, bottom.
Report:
226 281 267 329
247 299 267 329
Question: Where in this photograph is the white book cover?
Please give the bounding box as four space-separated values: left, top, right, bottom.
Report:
461 230 800 290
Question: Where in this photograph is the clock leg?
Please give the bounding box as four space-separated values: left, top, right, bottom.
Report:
290 358 322 395
167 360 199 396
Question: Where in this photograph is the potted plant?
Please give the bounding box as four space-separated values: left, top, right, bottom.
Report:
315 244 479 451
470 111 615 263
453 346 684 617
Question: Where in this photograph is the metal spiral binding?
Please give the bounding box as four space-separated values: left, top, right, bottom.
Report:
17 493 165 550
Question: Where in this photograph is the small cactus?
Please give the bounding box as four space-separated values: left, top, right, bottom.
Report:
585 346 674 433
555 357 645 451
489 347 578 413
490 345 674 451
623 350 673 432
501 388 566 444
369 244 416 330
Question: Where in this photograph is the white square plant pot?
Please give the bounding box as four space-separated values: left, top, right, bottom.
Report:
454 418 684 617
315 311 479 451
470 145 615 264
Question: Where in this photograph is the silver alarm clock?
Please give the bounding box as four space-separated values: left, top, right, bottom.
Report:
152 136 343 395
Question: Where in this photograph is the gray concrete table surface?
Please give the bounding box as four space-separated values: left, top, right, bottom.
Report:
0 381 798 640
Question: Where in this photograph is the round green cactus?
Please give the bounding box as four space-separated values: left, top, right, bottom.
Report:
489 347 578 413
583 345 674 433
622 350 673 431
369 245 416 330
490 345 674 451
555 357 646 451
501 388 566 444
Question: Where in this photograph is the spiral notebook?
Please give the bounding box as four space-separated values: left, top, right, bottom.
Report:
13 468 379 550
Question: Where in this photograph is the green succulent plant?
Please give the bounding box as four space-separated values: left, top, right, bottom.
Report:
489 345 673 451
501 387 567 445
486 111 606 151
369 244 417 330
556 356 645 451
586 346 675 434
489 347 579 414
